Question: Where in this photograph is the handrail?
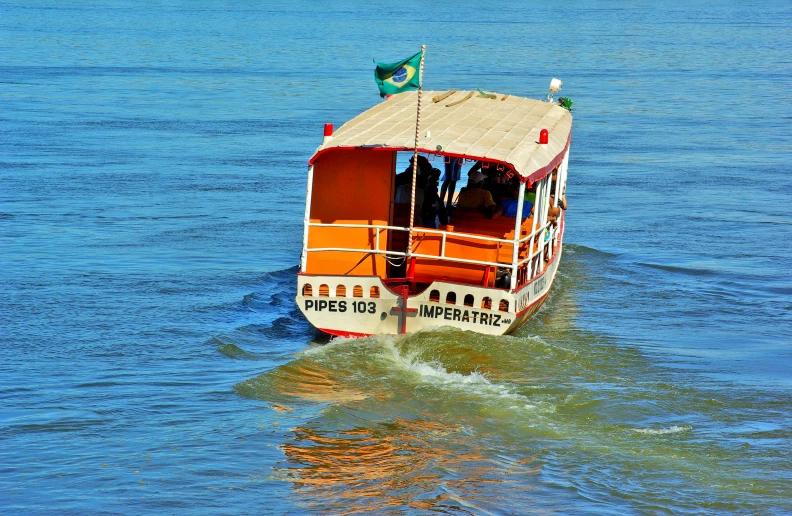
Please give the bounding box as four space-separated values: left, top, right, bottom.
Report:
309 222 408 232
412 226 513 245
306 247 408 257
308 221 515 245
305 217 560 281
410 253 507 269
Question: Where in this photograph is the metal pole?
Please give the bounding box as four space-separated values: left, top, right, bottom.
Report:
538 176 550 272
406 45 426 258
527 180 538 280
549 168 558 261
299 165 315 273
509 180 526 291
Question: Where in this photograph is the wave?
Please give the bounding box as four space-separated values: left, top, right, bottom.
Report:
637 262 717 277
633 425 692 435
215 341 262 360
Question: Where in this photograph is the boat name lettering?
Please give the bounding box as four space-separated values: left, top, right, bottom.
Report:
304 299 342 313
419 305 501 327
304 299 376 314
533 275 547 295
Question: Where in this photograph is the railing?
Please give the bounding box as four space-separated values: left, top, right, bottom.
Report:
305 218 559 284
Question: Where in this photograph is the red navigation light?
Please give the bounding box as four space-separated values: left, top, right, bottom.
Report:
539 129 549 144
324 123 334 137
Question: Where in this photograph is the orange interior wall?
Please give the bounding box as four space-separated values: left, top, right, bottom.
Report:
306 149 395 276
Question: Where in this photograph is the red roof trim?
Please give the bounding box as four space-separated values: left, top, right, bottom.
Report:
308 132 572 185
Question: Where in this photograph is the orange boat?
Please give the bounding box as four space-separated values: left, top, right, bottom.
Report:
296 87 572 337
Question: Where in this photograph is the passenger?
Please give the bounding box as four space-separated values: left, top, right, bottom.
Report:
395 155 430 189
439 157 462 219
484 168 511 205
501 184 534 219
547 199 561 224
548 193 568 223
422 168 441 228
524 181 537 204
468 160 497 178
395 173 426 226
455 171 501 219
549 186 567 211
549 168 567 210
547 170 565 224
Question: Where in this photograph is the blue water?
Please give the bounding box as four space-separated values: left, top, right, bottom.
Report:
2 1 791 514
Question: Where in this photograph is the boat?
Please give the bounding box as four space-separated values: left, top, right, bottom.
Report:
296 86 572 337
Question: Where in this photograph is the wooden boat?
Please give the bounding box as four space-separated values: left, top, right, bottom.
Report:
296 88 572 337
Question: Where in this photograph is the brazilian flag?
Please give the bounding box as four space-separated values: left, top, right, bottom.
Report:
374 50 423 97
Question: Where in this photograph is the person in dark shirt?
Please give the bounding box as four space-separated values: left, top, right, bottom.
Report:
395 155 431 189
456 171 501 218
422 168 441 228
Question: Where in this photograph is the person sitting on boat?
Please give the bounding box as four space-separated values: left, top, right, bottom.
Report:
524 181 537 204
455 171 501 219
547 197 561 224
396 155 431 187
547 170 567 224
484 169 511 208
549 168 568 208
501 183 534 219
394 172 426 226
422 168 441 228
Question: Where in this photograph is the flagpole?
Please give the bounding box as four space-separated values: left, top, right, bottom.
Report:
406 45 426 269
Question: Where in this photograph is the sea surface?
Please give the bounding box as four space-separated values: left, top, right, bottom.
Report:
2 1 791 514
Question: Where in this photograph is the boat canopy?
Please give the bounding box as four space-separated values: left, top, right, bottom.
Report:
309 89 572 183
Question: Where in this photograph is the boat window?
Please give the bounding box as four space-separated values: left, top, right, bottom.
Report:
445 292 456 305
481 297 492 310
336 285 346 297
429 289 440 302
370 286 380 298
463 294 474 307
353 285 363 298
499 300 509 312
302 284 313 297
319 284 330 297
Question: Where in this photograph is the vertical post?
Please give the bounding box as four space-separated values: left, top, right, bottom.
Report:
510 180 526 291
538 176 551 272
548 169 558 261
560 147 570 197
406 45 426 258
299 165 315 273
559 147 570 208
527 180 538 279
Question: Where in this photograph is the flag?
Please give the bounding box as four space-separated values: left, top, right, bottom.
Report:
373 50 423 97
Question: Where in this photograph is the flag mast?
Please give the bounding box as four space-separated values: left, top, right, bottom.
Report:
406 44 426 268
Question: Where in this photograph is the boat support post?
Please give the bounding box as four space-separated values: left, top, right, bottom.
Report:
299 165 315 273
537 176 550 272
510 180 527 290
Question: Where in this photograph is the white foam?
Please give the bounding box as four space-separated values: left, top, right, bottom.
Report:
633 425 691 435
379 337 535 407
299 334 556 413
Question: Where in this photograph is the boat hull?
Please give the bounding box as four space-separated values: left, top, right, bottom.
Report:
295 227 564 337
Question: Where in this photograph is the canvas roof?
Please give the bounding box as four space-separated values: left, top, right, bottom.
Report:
309 89 572 181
